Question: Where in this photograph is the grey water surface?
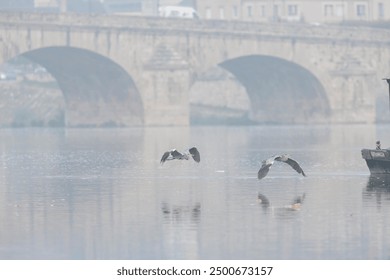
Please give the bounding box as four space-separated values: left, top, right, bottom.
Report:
0 124 389 259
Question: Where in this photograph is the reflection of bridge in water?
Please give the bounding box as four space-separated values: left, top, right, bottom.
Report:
1 13 389 126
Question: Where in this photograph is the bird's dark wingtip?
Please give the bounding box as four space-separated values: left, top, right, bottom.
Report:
160 151 170 165
189 147 200 163
257 172 266 180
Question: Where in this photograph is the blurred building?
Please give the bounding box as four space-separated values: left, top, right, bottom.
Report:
0 0 34 10
0 0 189 14
34 0 159 15
97 0 159 15
160 0 195 7
31 0 188 15
2 0 387 23
34 0 63 12
195 0 390 23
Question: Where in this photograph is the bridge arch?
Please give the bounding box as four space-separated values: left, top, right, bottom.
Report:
19 46 144 127
189 66 250 125
219 55 331 124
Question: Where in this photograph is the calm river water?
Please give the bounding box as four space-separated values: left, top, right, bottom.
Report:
0 124 389 259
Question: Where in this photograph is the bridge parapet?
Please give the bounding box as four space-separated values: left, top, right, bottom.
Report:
1 12 390 45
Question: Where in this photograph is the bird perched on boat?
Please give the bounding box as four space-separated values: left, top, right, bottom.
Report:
160 147 200 165
258 154 306 180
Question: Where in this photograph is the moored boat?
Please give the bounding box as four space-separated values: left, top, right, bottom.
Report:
361 148 390 174
361 78 390 174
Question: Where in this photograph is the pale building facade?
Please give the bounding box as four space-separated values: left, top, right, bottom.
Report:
31 0 390 22
34 0 58 6
196 0 390 23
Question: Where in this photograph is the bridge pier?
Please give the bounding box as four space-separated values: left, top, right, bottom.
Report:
64 96 142 127
141 45 191 126
328 69 378 124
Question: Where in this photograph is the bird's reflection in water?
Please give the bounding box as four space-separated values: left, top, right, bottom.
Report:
161 202 201 224
290 193 306 210
160 202 201 258
257 192 306 215
257 193 270 209
363 175 390 207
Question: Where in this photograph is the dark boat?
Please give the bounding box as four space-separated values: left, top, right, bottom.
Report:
361 78 390 174
361 149 390 174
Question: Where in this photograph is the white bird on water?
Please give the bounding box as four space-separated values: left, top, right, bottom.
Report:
160 147 200 165
258 154 306 180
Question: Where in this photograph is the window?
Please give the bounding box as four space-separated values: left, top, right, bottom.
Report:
260 5 266 17
232 5 238 18
335 5 344 17
273 5 279 18
356 4 366 17
171 10 180 17
205 7 211 19
219 7 224 19
288 5 298 16
247 5 252 17
378 3 384 19
324 4 333 16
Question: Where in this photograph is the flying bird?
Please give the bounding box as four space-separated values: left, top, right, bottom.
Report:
258 154 306 180
160 147 200 165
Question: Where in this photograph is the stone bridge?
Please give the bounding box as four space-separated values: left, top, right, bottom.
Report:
1 12 390 126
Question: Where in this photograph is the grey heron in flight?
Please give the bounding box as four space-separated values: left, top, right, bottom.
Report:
258 154 306 180
160 147 200 165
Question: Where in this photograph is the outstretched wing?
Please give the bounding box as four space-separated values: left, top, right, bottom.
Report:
285 158 306 176
258 156 278 180
189 147 200 163
276 156 306 177
160 151 171 165
258 162 272 180
171 149 183 159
